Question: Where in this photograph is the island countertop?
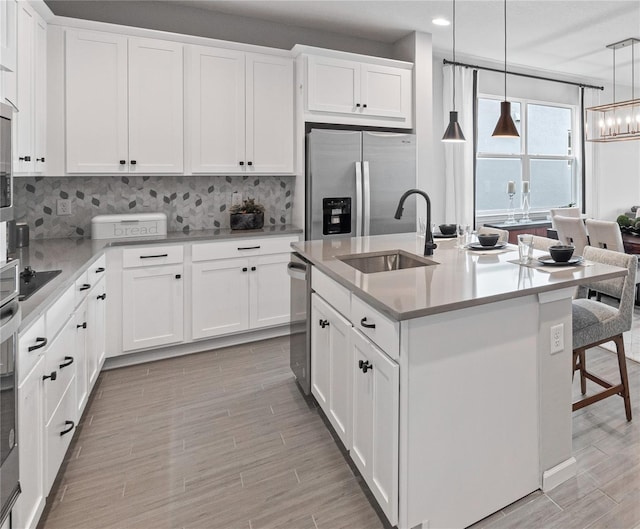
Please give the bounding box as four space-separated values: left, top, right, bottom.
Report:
292 233 628 321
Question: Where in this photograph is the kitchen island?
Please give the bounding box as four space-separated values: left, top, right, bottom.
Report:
292 233 627 529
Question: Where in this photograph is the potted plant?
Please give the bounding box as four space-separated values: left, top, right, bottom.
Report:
230 198 265 230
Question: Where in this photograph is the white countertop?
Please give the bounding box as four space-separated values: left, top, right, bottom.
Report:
293 233 628 320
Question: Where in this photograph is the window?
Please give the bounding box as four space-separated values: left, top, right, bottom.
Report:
476 97 577 218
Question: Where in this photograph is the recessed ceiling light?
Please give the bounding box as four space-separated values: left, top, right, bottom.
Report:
432 18 450 26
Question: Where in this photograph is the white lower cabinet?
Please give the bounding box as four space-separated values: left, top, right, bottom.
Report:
44 379 77 492
14 356 45 529
310 293 352 448
249 252 292 329
88 277 107 381
350 327 399 526
122 263 184 351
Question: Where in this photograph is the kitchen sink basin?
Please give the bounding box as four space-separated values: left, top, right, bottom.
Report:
337 250 437 274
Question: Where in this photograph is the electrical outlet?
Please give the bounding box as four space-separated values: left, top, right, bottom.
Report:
550 323 564 354
231 191 242 207
57 199 72 216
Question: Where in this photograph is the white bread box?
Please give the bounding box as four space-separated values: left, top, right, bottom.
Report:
91 213 168 239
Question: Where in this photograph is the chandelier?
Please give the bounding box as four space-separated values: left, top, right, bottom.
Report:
586 38 640 142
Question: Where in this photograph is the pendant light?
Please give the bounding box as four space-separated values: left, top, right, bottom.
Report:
442 0 466 142
492 0 520 138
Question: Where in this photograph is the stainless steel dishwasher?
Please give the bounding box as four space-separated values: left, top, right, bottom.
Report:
288 253 311 394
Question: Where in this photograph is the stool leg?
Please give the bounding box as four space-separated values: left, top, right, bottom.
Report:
614 335 632 421
579 349 587 395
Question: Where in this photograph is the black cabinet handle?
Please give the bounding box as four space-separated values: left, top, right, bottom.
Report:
356 103 361 108
363 104 368 108
247 161 253 166
251 266 256 271
319 319 329 328
130 160 137 165
237 246 260 251
358 360 373 373
360 317 376 329
60 421 75 436
36 157 45 162
97 293 107 300
140 254 168 259
59 356 74 369
174 275 181 280
119 160 126 165
28 337 47 352
95 267 105 273
239 161 245 166
19 155 31 161
43 371 57 382
79 284 91 291
77 322 87 329
242 267 248 272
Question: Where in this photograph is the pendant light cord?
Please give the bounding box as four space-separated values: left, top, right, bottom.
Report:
504 0 507 101
452 0 456 110
613 47 616 104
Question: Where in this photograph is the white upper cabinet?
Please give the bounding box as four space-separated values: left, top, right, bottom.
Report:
301 48 413 128
65 30 184 174
15 2 46 174
187 45 293 174
0 0 17 73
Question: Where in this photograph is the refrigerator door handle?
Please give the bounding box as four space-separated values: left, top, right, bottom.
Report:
362 161 371 236
355 161 363 237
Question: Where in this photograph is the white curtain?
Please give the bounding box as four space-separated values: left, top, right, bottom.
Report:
442 65 475 227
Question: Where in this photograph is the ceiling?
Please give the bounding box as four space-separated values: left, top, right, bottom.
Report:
168 0 639 85
47 0 640 86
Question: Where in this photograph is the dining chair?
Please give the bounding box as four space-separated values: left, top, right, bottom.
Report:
554 215 589 256
531 235 558 252
572 246 636 420
550 206 581 230
586 219 640 304
477 226 509 243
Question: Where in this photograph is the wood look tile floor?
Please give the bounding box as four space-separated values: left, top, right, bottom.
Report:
39 335 640 529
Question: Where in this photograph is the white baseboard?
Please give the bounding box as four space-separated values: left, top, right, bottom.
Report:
542 457 577 492
103 325 290 370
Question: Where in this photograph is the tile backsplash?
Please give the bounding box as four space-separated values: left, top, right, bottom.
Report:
14 175 295 239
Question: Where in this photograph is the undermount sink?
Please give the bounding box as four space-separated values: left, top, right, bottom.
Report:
337 250 438 274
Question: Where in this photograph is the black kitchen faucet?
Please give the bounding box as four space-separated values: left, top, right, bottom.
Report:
394 189 437 256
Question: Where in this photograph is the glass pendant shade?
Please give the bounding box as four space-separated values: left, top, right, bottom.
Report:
442 111 466 142
492 101 520 137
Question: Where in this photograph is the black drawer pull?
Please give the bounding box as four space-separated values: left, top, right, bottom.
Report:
119 160 126 165
319 319 329 328
60 421 75 436
59 356 74 369
19 155 31 162
363 104 368 108
77 322 87 329
174 275 181 279
36 157 45 162
97 293 107 300
359 360 373 373
43 371 57 382
247 161 253 166
360 317 376 329
239 161 245 166
95 267 105 273
79 284 91 291
356 103 361 108
140 254 168 259
242 267 248 272
130 160 137 165
28 337 47 352
251 266 256 271
237 246 260 251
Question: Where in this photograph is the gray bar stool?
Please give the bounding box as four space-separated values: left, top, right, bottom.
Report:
572 246 637 420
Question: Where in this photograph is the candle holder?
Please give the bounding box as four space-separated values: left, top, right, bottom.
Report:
506 192 516 224
520 191 531 222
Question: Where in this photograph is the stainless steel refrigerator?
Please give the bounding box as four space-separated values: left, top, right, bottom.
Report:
306 129 417 240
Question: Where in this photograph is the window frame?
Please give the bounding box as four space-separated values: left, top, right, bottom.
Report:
475 94 580 223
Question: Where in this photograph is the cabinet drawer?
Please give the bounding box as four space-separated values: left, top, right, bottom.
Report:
122 245 183 268
46 284 75 338
45 379 77 493
43 317 76 424
311 268 350 318
18 315 46 385
351 295 399 360
192 236 297 262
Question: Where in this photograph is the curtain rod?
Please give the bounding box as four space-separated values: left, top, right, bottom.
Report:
443 58 604 91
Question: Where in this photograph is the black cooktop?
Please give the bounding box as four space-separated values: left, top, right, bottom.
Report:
19 267 62 301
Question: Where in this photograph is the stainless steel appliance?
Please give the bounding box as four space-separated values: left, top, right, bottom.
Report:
0 259 21 525
288 253 311 394
0 103 13 222
306 129 417 240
